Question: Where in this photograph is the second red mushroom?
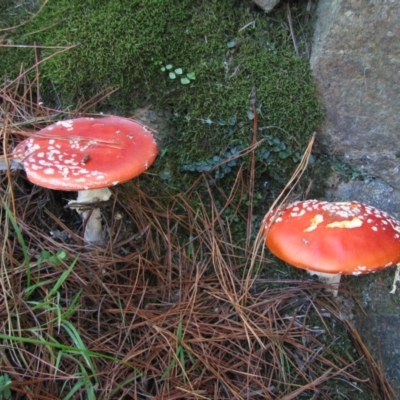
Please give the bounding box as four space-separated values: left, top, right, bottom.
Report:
263 200 400 295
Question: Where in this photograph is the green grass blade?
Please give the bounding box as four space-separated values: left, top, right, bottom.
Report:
160 356 176 382
60 355 96 400
46 256 79 299
1 197 31 289
0 333 137 368
61 289 82 320
61 320 97 375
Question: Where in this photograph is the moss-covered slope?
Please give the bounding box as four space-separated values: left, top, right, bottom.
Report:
1 0 322 185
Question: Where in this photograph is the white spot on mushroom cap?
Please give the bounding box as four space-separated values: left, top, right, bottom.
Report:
64 159 79 166
385 261 394 268
47 150 61 160
56 120 74 129
76 168 90 175
61 167 69 178
265 199 400 242
326 217 363 229
290 209 306 217
304 214 324 232
38 159 53 166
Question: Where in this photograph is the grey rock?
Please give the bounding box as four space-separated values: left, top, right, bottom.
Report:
356 301 400 397
311 1 400 394
311 0 400 190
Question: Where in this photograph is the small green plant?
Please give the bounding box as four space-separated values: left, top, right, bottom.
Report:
258 134 307 164
0 374 12 400
334 158 367 181
181 145 244 179
159 62 196 85
38 249 68 266
160 315 195 383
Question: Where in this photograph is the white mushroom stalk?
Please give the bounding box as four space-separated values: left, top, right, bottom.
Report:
390 264 400 294
68 188 112 245
306 271 342 297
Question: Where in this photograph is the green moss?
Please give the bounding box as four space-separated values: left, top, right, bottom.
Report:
2 0 323 191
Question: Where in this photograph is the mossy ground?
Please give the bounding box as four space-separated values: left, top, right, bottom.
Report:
1 0 322 192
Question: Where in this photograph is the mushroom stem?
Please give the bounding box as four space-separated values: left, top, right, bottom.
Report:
390 263 400 294
307 271 341 297
69 188 112 246
81 207 104 245
0 160 24 170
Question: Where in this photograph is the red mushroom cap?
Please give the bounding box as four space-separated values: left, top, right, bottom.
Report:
263 200 400 275
13 116 158 190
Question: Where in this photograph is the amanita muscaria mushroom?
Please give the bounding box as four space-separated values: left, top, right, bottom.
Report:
263 200 400 295
12 116 158 245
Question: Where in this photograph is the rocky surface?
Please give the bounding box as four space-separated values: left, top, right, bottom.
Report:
311 0 400 191
311 0 400 395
